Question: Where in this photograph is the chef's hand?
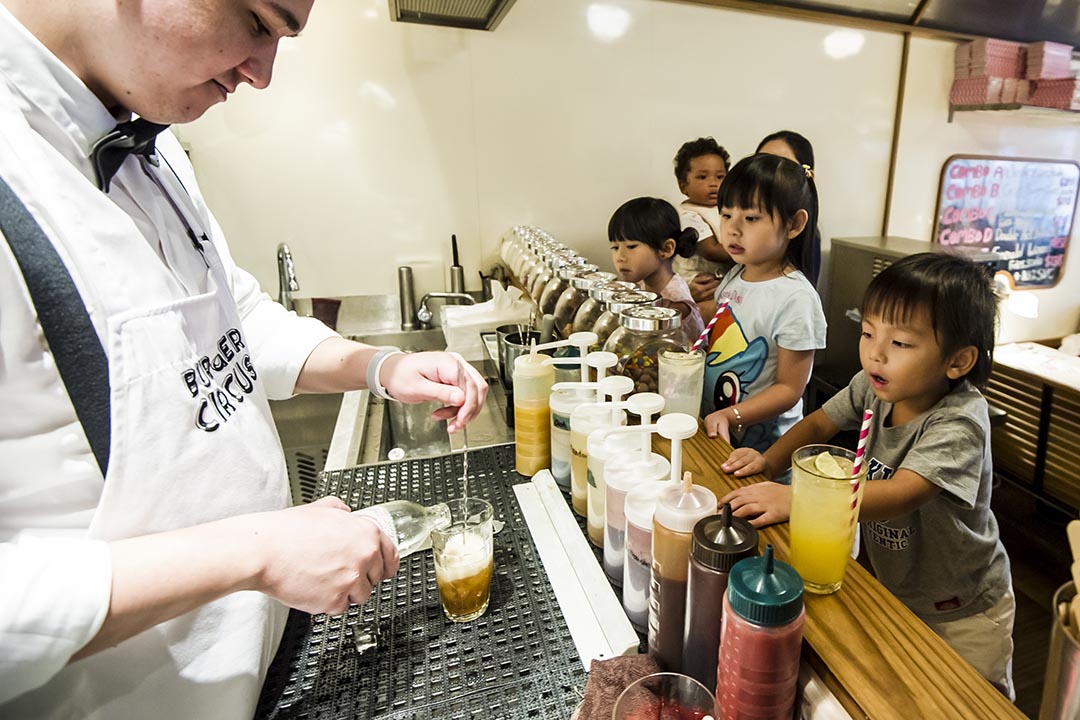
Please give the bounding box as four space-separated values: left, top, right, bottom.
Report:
380 351 487 433
722 447 769 478
255 496 399 615
689 273 720 302
720 482 792 528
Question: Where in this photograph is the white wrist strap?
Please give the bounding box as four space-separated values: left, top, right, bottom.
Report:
367 347 404 400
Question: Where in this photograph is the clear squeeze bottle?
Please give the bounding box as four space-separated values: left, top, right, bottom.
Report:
512 351 555 476
682 503 759 693
717 545 805 720
354 500 453 557
623 480 672 633
548 350 617 489
568 375 634 517
586 392 665 548
601 414 674 585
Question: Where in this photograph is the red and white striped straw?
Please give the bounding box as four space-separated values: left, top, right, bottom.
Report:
691 299 729 352
851 409 873 511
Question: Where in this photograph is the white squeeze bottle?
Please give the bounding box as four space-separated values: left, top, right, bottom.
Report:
548 350 617 489
648 415 717 672
568 375 634 517
512 352 555 476
585 392 666 549
601 411 675 585
512 332 594 477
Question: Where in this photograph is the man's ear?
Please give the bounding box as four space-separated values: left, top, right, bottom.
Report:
786 209 809 240
945 345 978 380
660 238 676 259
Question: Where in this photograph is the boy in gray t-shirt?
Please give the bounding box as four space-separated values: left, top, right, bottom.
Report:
718 253 1014 699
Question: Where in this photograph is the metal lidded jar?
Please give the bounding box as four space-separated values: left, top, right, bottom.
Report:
572 280 635 336
603 305 688 394
554 270 615 338
541 262 597 317
591 290 659 349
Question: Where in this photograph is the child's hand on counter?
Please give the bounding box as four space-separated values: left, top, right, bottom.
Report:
720 481 792 528
722 447 767 477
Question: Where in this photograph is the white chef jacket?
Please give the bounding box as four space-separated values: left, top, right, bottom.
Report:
0 5 337 718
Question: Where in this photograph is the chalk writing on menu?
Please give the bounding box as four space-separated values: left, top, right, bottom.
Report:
933 155 1079 288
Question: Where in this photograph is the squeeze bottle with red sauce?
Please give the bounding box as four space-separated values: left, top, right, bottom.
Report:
717 545 805 720
682 503 758 693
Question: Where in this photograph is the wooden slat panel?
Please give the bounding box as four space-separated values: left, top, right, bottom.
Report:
986 364 1049 487
653 429 1025 720
1041 385 1080 510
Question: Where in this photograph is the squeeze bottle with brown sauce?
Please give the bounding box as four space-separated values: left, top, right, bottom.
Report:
682 503 758 693
647 412 716 672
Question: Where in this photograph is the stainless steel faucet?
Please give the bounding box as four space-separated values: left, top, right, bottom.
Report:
416 292 475 328
277 243 299 311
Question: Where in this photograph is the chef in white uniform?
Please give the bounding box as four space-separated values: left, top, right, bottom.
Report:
0 0 488 718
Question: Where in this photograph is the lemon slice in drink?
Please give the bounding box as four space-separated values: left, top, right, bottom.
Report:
813 451 848 479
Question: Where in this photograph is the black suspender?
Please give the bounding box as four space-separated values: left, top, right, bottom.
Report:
0 175 110 477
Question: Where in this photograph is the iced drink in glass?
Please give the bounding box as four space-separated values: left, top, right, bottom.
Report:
788 445 866 594
430 498 494 621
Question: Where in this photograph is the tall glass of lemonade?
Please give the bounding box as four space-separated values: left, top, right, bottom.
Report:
788 445 866 594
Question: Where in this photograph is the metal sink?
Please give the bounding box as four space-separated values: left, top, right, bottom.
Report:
270 303 511 503
346 328 510 465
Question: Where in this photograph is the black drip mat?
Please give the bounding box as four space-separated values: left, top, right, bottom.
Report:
255 444 587 719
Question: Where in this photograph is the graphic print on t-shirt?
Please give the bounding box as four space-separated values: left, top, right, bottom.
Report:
701 307 768 417
864 456 912 551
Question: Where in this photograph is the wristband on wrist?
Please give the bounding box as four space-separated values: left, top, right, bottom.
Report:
729 405 744 435
367 347 405 401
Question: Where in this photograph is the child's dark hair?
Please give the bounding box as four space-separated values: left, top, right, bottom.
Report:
673 137 731 184
862 253 999 388
718 154 820 285
608 197 697 258
756 130 815 170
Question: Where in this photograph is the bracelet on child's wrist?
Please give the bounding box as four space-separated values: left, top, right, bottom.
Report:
729 406 744 435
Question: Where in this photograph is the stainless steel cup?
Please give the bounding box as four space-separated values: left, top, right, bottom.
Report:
496 325 540 389
1041 581 1080 720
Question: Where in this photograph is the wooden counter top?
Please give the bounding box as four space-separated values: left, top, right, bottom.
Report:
654 427 1025 720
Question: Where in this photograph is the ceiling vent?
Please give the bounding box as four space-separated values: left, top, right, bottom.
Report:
388 0 518 31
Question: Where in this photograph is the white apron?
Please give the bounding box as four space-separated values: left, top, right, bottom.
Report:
2 153 291 719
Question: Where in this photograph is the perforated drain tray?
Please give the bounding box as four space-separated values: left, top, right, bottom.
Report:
255 444 587 719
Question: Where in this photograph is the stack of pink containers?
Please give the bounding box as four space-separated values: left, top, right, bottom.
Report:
951 38 1025 105
951 37 1079 110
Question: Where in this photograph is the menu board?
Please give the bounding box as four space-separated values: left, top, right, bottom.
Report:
933 155 1078 288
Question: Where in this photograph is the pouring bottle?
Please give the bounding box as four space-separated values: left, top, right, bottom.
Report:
717 545 805 720
600 414 673 585
648 414 716 672
585 392 665 548
568 376 634 517
682 503 759 693
548 350 616 489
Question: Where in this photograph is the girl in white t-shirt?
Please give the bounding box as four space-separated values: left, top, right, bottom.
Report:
700 154 826 457
607 197 705 341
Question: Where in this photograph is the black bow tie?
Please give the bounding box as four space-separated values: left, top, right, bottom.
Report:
89 119 170 192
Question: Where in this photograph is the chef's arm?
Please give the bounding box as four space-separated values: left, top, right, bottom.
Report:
292 337 488 432
74 497 396 662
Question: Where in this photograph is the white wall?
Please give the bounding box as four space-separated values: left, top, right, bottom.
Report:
179 0 900 301
889 37 1080 343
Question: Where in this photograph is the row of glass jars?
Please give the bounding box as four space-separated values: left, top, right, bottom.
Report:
500 225 692 389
